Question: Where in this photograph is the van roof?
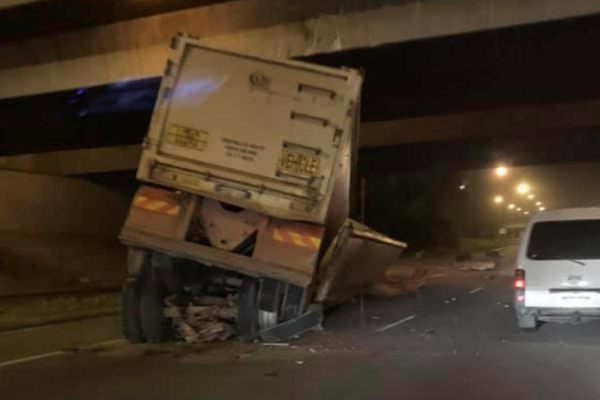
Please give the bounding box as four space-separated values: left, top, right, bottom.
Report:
530 207 600 223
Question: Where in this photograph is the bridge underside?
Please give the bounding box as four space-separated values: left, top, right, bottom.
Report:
1 0 600 99
0 1 599 177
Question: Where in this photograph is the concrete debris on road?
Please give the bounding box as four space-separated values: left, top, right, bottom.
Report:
457 261 495 271
165 296 237 343
367 265 428 297
429 273 447 279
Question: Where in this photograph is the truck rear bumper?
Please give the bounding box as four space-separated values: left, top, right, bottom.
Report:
120 227 313 287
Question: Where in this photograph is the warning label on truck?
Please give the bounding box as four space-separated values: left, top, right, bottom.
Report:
166 125 208 151
221 138 265 162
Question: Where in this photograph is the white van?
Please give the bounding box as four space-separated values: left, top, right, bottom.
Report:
515 208 600 331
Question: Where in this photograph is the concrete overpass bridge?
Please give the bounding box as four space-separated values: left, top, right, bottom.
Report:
1 0 600 175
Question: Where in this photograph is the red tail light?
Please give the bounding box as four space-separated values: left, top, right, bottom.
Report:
515 279 525 289
514 269 526 303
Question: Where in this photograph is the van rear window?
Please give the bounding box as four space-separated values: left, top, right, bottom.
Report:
527 220 600 260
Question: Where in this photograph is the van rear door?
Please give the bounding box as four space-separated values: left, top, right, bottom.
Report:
523 220 600 308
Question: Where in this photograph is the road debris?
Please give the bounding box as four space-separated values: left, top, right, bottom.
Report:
469 287 484 294
165 296 237 343
367 265 428 297
458 261 495 271
295 360 304 365
429 273 447 279
262 343 290 347
422 329 437 338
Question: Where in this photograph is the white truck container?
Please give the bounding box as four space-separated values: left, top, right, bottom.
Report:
120 35 406 343
137 37 362 224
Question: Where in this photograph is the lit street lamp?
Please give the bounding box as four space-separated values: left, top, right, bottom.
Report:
539 206 546 211
495 166 508 177
535 201 542 206
459 185 466 190
517 207 522 212
508 204 515 210
494 195 504 204
527 194 535 200
516 183 531 195
524 211 530 215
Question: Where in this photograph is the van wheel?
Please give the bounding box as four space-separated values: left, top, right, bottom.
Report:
518 315 538 332
140 278 171 343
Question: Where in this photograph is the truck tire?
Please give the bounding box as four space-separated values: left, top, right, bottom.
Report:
140 278 171 343
121 279 145 344
517 314 538 332
236 278 259 342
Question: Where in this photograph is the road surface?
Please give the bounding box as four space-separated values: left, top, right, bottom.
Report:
2 255 600 400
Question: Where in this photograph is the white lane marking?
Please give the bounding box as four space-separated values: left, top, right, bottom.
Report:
469 287 484 295
0 351 65 369
374 315 417 333
0 338 125 369
78 338 125 350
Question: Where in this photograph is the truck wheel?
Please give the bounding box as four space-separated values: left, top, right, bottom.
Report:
518 315 538 332
140 278 171 343
236 278 259 342
121 279 145 344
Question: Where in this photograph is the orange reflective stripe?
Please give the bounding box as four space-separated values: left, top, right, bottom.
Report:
272 229 322 249
133 196 180 216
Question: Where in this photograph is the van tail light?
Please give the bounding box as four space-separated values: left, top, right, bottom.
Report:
514 269 525 303
515 279 525 289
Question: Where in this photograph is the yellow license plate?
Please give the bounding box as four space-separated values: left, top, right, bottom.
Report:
166 125 208 151
278 151 319 176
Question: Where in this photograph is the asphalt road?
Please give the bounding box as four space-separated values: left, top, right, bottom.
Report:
2 256 600 400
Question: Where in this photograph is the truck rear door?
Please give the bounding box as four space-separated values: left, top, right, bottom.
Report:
137 36 362 224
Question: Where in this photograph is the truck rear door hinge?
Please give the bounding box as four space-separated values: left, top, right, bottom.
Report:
332 129 343 146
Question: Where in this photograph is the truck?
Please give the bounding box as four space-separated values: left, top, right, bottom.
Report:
119 35 407 343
